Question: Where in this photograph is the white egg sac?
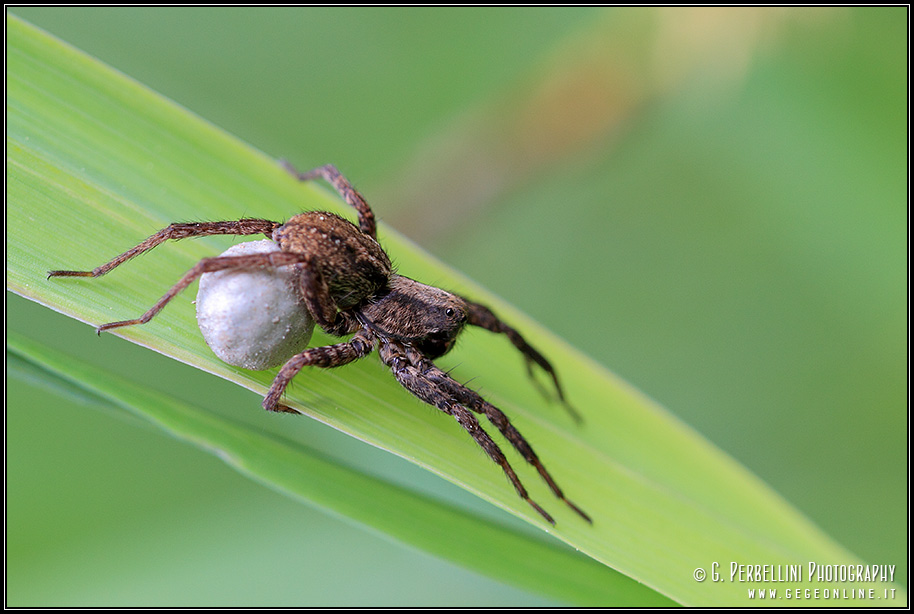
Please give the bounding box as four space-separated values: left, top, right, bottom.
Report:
196 240 314 370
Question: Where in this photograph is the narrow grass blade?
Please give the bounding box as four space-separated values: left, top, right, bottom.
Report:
8 14 902 606
9 332 668 606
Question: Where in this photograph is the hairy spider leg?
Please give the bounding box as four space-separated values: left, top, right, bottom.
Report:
262 330 375 413
399 343 592 524
281 162 378 240
464 301 582 423
49 162 587 525
92 252 306 334
297 264 360 337
47 219 295 334
47 219 280 279
279 162 579 421
379 338 589 525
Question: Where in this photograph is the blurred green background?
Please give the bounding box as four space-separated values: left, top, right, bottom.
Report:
6 7 907 606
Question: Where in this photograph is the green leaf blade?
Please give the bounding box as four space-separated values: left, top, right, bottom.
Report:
8 14 902 606
8 331 669 606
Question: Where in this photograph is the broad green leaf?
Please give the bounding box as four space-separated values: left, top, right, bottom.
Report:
7 14 901 606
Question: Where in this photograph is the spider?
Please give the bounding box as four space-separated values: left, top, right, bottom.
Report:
48 162 591 526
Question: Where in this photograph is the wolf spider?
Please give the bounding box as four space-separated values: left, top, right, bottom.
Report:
49 162 591 525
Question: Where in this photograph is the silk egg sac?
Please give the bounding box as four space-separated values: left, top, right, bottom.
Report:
196 239 314 370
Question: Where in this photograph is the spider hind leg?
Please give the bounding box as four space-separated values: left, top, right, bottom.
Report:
95 251 306 333
48 219 280 279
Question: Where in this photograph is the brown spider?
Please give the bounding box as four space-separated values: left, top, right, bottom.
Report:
49 162 591 526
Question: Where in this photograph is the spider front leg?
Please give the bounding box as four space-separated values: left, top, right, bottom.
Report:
263 330 375 413
411 349 592 524
463 300 582 423
379 338 589 525
281 161 378 239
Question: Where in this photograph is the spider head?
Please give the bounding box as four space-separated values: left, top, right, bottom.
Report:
358 275 468 358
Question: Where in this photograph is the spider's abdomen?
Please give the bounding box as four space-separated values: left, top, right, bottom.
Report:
273 211 392 308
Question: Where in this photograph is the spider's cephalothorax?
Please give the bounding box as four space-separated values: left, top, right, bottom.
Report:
48 162 591 526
